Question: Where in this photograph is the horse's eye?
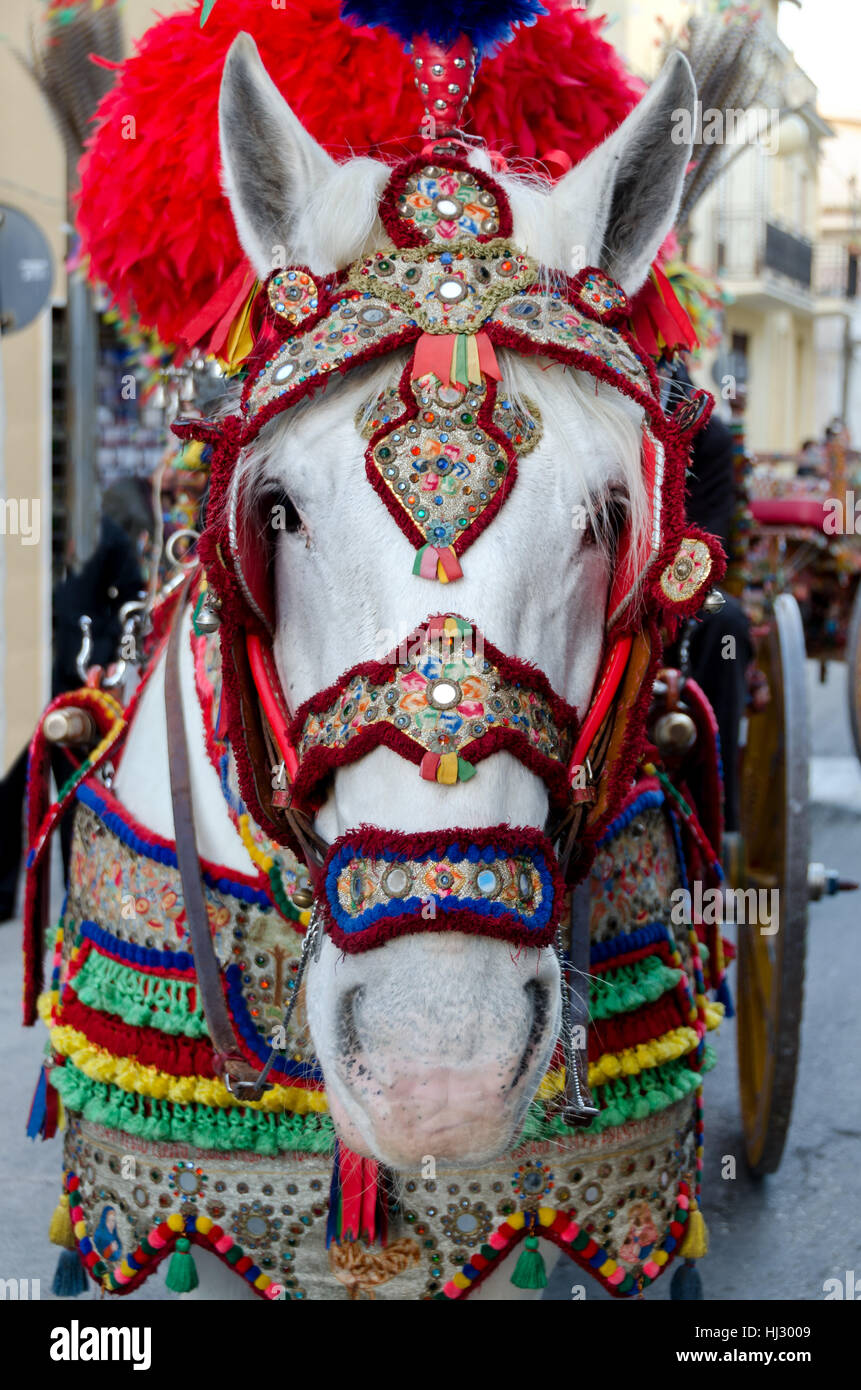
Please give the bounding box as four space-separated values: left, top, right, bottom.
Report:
583 492 629 551
267 491 304 534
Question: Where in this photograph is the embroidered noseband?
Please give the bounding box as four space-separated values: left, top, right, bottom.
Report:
320 825 566 953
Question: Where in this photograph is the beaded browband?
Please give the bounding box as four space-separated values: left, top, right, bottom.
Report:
174 149 723 877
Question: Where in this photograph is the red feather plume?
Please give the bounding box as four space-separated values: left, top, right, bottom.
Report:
76 0 640 346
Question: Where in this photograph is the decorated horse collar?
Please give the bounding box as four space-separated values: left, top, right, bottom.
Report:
176 152 720 629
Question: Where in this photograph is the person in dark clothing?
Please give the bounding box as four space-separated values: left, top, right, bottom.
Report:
0 490 148 920
51 514 145 696
666 361 753 833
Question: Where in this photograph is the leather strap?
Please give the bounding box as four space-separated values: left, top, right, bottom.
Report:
165 577 271 1100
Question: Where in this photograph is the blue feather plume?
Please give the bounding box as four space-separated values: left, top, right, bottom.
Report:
341 1 547 56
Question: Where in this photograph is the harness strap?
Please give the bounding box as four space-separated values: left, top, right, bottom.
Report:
165 578 272 1101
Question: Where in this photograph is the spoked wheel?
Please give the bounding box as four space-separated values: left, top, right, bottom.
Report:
736 593 810 1176
847 581 861 766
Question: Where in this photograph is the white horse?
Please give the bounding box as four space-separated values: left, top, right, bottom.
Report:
107 34 696 1297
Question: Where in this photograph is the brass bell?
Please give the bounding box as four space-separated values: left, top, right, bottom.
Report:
195 593 222 634
293 880 315 909
702 588 726 614
651 709 697 756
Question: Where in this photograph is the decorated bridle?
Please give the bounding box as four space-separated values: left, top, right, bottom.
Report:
170 25 723 1114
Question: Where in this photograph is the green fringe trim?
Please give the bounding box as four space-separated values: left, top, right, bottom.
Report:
268 862 303 923
590 956 684 1020
519 1046 716 1143
51 1061 335 1156
69 950 210 1038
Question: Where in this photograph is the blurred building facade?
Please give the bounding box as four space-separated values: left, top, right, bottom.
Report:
597 0 838 455
813 115 861 443
0 0 164 769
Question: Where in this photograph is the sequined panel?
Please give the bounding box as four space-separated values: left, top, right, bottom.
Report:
350 240 535 334
357 382 543 457
295 621 571 778
492 295 650 386
64 798 314 1067
64 1092 698 1300
324 835 558 945
369 378 511 552
244 291 403 419
396 165 501 241
588 804 681 945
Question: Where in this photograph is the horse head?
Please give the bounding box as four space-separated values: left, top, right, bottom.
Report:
215 33 696 1169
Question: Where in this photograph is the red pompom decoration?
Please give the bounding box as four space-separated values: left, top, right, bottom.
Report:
76 0 640 346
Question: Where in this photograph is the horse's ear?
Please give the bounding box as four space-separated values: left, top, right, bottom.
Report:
551 52 696 294
219 32 388 276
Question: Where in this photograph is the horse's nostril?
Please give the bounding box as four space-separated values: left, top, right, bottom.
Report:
337 986 363 1056
509 979 550 1090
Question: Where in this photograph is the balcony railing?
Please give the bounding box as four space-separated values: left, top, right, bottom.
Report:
815 242 859 298
715 214 815 290
764 222 813 286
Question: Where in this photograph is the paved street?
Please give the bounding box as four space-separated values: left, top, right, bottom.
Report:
1 661 858 1302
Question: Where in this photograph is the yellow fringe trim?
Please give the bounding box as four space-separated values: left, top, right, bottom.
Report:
38 991 56 1025
239 813 273 874
705 1002 724 1031
49 1025 328 1114
589 1025 701 1087
536 1067 565 1101
539 1018 704 1093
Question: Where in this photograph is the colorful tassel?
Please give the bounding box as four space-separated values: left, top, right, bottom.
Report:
716 976 735 1018
51 1247 89 1297
420 752 476 784
165 1236 199 1293
412 544 464 582
670 1258 704 1300
26 1063 59 1140
679 1201 708 1260
510 1234 547 1289
326 1140 387 1248
25 1065 47 1139
49 1192 75 1250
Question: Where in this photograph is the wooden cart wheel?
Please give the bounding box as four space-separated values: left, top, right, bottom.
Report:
847 581 861 766
736 593 810 1176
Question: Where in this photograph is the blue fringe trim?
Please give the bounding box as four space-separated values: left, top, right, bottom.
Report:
79 919 195 972
595 788 665 848
589 920 672 967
